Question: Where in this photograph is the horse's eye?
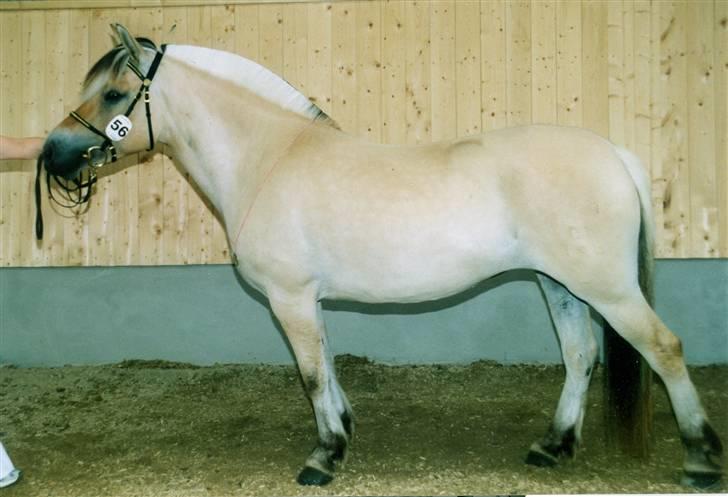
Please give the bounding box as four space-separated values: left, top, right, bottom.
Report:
104 90 125 103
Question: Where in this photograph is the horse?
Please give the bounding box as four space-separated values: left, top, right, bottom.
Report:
40 24 722 488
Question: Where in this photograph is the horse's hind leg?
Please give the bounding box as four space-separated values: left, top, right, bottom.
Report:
526 274 598 467
591 291 723 487
268 291 353 486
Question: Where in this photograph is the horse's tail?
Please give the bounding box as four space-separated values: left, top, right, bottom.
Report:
603 146 654 457
616 146 655 305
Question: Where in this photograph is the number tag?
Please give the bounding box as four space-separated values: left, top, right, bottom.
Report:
105 115 133 142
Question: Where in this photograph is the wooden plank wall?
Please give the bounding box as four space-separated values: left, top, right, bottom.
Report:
0 0 726 266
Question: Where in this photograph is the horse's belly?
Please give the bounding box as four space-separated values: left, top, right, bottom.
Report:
318 222 520 303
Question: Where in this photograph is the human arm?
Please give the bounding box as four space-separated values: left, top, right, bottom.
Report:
0 136 45 160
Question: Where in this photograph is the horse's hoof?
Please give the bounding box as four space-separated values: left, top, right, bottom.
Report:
297 466 334 486
525 444 558 468
681 471 722 490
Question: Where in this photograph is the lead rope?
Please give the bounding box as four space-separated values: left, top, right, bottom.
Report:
34 154 98 241
35 156 43 240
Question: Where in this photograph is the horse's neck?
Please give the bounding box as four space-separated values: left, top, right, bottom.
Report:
155 53 311 226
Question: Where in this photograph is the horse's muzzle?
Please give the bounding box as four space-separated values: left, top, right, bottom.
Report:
42 134 97 179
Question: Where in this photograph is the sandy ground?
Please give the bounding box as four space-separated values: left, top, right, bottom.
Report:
0 356 725 496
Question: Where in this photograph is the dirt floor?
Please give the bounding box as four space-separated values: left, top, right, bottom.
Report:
0 356 725 496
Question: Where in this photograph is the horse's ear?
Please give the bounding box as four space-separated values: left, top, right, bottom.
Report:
109 30 120 47
111 23 142 63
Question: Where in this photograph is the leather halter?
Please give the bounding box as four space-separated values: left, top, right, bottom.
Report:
34 44 166 241
69 44 167 169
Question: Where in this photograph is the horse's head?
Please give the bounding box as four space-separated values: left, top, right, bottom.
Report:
43 24 164 179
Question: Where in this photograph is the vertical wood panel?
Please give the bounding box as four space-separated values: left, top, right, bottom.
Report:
186 5 214 264
531 0 556 124
283 3 308 94
331 2 357 134
687 1 717 257
259 4 283 77
657 1 690 257
556 0 582 126
134 7 165 265
355 0 381 142
430 0 456 142
234 3 258 60
105 9 138 266
649 0 665 253
87 8 125 266
381 0 406 144
455 1 481 137
161 6 189 264
505 1 531 127
307 3 332 116
0 1 725 264
209 4 235 263
44 10 67 265
622 1 635 152
608 0 626 146
1 12 23 266
404 0 430 144
581 0 608 136
633 1 651 173
717 1 728 257
63 9 90 266
481 0 507 131
22 11 45 266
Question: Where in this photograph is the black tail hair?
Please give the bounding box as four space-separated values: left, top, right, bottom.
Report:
603 211 654 457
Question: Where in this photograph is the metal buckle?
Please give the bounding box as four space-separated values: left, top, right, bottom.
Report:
82 145 110 169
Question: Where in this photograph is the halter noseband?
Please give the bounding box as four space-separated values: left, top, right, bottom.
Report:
69 44 166 170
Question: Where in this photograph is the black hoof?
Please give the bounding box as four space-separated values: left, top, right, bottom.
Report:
681 471 722 490
525 446 558 468
297 466 334 486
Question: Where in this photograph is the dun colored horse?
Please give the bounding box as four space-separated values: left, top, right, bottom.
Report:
39 25 722 487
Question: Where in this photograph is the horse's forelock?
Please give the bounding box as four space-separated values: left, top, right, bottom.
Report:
81 37 158 99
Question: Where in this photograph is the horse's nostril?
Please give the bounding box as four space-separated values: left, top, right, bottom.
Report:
42 141 54 163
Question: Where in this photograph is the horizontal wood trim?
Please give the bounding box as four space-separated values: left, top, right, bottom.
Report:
0 0 337 12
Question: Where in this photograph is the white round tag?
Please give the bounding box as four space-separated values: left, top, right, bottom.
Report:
105 115 133 142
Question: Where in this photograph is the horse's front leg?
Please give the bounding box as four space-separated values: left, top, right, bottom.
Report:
268 290 354 486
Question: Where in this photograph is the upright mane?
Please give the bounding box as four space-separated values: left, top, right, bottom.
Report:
167 45 338 128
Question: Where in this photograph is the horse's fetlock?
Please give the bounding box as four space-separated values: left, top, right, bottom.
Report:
318 431 348 464
702 422 724 456
307 446 335 474
540 425 578 459
682 422 724 457
341 409 354 438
